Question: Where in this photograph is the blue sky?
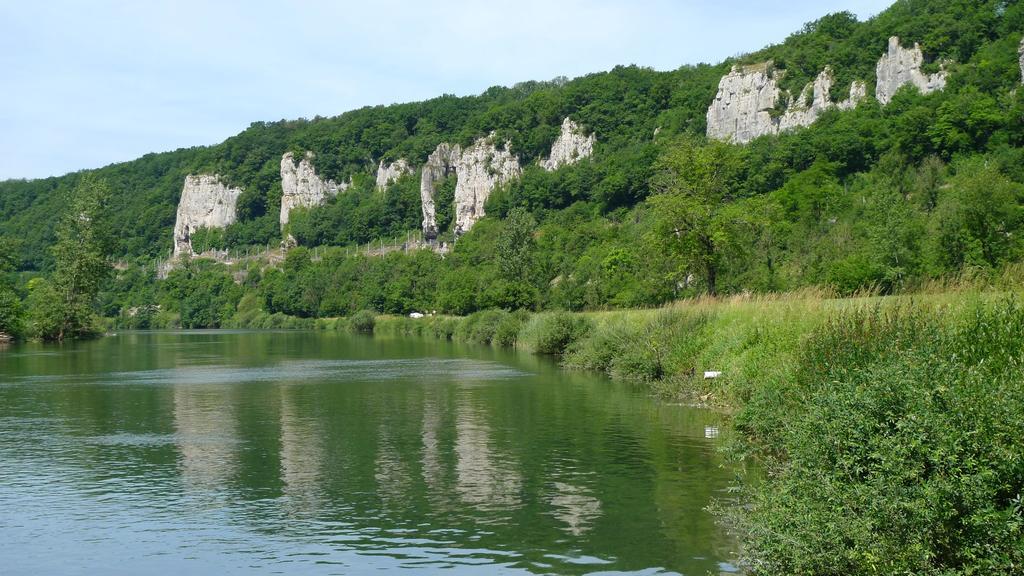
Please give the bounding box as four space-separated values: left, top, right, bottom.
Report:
0 1 894 180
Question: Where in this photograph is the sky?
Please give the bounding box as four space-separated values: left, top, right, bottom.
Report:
0 0 895 180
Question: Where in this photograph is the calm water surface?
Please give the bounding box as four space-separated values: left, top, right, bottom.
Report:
0 331 739 575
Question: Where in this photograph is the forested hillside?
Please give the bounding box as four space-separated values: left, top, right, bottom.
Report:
2 0 1024 334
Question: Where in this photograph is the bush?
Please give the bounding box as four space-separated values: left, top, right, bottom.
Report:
732 302 1024 575
494 310 530 347
520 311 593 355
457 309 509 345
348 309 376 334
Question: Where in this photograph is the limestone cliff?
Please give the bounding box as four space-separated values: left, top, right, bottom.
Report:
875 36 947 105
779 69 865 132
279 152 348 230
173 174 243 257
707 63 865 143
453 135 521 235
419 135 522 238
419 143 461 239
706 62 780 143
376 158 412 190
540 118 595 171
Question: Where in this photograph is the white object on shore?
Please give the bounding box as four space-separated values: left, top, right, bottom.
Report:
703 371 722 379
409 312 424 319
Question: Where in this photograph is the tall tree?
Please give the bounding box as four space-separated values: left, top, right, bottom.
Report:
649 136 745 296
33 176 113 340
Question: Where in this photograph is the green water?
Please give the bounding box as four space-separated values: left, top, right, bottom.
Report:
0 330 739 575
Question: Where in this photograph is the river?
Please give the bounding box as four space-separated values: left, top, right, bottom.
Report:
0 330 739 575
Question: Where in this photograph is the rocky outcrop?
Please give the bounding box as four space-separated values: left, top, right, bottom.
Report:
707 63 866 143
1019 37 1024 84
875 36 947 105
279 152 348 230
706 62 780 143
453 135 521 235
173 174 243 257
779 68 865 131
419 143 461 239
375 158 412 190
419 134 522 238
540 117 595 171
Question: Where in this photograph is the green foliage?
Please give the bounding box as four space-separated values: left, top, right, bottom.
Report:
348 309 376 333
28 176 113 340
649 136 748 295
161 260 243 328
733 302 1024 575
0 287 24 339
519 311 593 355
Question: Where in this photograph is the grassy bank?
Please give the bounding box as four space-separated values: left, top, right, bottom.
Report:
347 290 1024 574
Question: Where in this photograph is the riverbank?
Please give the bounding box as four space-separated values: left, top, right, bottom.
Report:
332 290 1024 574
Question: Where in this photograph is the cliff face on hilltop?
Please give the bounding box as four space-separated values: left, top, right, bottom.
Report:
540 118 595 171
705 36 951 144
280 152 348 232
376 159 412 191
874 36 947 105
173 175 243 257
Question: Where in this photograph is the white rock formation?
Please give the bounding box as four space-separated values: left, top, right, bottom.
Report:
1019 37 1024 84
875 36 947 105
419 135 522 238
453 135 521 235
540 117 595 171
707 63 866 143
375 158 412 190
779 68 865 131
419 143 461 239
279 151 348 230
706 62 781 143
172 174 243 257
839 80 868 111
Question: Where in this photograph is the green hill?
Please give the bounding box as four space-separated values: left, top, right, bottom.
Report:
2 0 1024 328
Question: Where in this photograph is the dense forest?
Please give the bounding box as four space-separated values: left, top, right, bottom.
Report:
2 0 1024 336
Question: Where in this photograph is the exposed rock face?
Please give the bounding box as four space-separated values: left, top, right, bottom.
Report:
419 135 522 238
707 63 866 143
840 80 868 110
375 158 412 190
779 68 865 131
279 152 348 230
875 36 947 105
540 117 595 171
173 174 243 257
419 143 461 239
1019 37 1024 84
706 62 780 143
453 135 521 235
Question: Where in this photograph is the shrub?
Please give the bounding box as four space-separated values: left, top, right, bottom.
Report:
494 310 530 347
520 311 593 355
348 309 376 334
732 301 1024 575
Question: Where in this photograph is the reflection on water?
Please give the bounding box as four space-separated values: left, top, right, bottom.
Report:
454 394 522 512
174 385 238 493
549 481 602 536
0 331 740 575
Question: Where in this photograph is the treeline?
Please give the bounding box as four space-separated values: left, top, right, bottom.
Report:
2 0 1024 334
